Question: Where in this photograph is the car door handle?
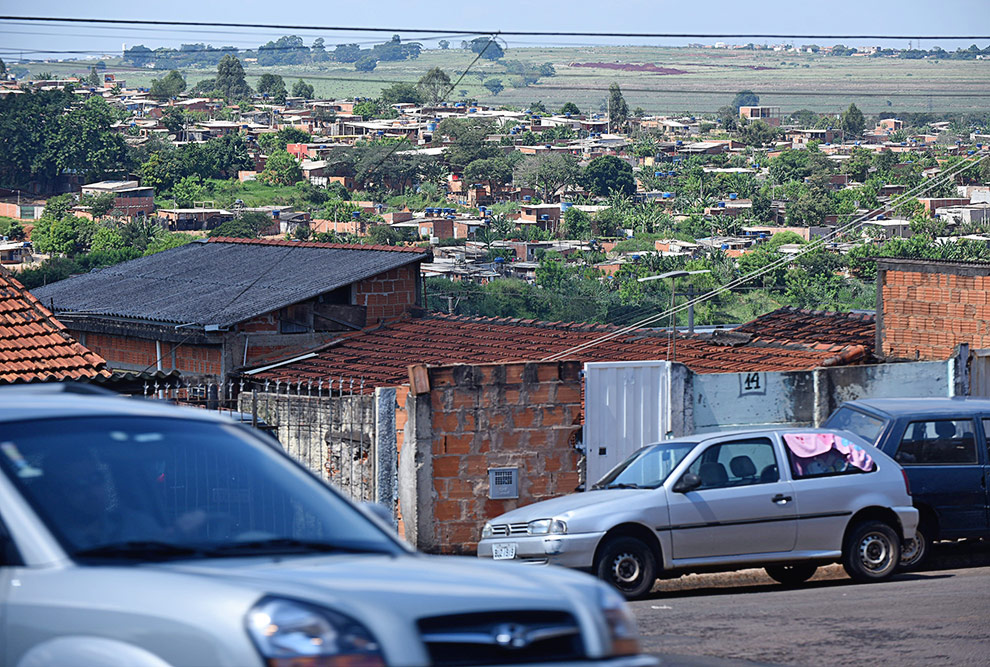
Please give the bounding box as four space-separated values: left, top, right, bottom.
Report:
771 494 792 504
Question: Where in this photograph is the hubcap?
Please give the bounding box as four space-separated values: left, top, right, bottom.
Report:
900 532 922 564
611 553 641 583
859 532 892 571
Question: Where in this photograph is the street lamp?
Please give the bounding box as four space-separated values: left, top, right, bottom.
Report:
638 269 710 362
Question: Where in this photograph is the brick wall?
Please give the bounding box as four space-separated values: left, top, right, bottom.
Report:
401 360 583 555
78 332 223 376
878 259 990 360
354 264 420 322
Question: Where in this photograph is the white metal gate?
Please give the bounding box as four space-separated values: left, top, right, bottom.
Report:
969 349 990 396
583 361 671 488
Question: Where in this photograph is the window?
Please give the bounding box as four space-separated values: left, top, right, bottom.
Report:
823 406 888 445
896 419 978 466
784 433 876 479
279 303 312 334
685 438 778 490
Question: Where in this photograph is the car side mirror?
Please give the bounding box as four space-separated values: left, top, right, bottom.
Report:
673 472 702 493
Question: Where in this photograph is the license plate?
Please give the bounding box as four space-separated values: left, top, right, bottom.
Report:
492 543 517 560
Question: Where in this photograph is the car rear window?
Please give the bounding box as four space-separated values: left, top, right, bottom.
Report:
783 433 876 479
895 419 978 465
823 406 888 445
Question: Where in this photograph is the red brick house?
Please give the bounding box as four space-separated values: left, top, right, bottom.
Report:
33 238 430 385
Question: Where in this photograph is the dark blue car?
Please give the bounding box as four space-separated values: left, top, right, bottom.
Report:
824 397 990 568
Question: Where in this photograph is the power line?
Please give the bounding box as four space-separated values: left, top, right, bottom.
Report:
1 16 987 41
541 151 989 361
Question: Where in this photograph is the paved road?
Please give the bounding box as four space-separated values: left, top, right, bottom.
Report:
630 543 990 666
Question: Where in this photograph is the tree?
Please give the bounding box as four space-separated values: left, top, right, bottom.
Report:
366 224 408 246
841 103 866 137
418 67 452 106
148 70 187 101
214 55 252 100
311 38 329 62
333 44 363 63
291 79 315 99
560 102 581 115
188 78 218 96
468 37 504 60
464 157 513 193
582 155 635 197
731 90 759 109
87 67 101 86
257 127 311 154
514 153 581 201
607 83 628 130
380 82 422 105
355 56 378 72
90 225 125 252
562 207 592 240
208 217 261 239
483 79 504 96
738 119 779 147
259 149 302 185
80 192 116 218
438 40 450 50
257 74 288 104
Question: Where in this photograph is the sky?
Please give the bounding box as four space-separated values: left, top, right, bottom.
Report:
1 0 989 60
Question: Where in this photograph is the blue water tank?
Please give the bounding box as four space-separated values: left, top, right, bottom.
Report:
540 215 549 221
351 211 361 219
272 209 280 219
469 108 477 113
523 195 532 201
721 244 728 250
675 140 683 146
718 201 726 208
729 193 738 200
561 202 572 211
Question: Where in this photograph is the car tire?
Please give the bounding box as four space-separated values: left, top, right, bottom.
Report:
898 522 933 571
596 536 657 601
764 563 817 586
843 520 900 583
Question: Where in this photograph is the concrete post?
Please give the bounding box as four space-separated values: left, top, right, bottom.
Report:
398 389 435 552
374 387 398 528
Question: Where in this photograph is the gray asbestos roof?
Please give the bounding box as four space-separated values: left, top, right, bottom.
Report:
33 239 426 328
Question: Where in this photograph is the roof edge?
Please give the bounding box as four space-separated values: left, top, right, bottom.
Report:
207 237 430 254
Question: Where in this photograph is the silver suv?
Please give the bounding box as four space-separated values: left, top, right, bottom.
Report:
479 428 918 599
0 386 657 667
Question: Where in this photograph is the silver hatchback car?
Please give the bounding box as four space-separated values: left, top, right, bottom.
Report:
0 386 658 667
479 428 918 599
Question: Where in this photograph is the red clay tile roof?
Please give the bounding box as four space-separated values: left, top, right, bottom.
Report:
207 237 429 254
245 309 870 389
734 306 876 360
0 269 109 383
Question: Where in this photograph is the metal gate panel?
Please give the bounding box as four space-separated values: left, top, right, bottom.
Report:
584 361 671 488
970 349 990 396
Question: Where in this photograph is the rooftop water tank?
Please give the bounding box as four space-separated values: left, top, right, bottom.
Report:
729 193 738 200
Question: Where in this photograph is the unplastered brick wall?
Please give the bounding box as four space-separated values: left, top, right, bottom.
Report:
354 265 419 322
76 332 223 377
406 360 583 555
877 259 990 360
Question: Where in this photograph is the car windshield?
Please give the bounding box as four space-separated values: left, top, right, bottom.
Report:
593 441 697 489
823 406 889 445
0 416 402 562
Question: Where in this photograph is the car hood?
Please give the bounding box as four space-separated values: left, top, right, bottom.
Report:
488 488 654 524
157 551 597 615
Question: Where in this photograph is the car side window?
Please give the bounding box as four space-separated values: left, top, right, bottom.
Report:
685 438 778 489
896 419 978 466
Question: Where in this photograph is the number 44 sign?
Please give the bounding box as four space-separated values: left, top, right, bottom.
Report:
739 372 766 396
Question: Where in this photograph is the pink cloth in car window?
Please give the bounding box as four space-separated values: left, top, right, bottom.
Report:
783 433 874 472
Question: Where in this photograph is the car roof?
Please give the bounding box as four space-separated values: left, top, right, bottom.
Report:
839 396 990 418
0 383 233 425
661 426 867 445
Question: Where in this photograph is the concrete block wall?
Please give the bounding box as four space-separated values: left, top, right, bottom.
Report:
877 259 990 361
400 360 584 555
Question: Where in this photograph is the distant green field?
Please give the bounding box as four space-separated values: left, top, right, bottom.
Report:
28 45 990 115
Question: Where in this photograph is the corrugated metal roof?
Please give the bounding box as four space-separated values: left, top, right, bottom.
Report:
34 238 428 328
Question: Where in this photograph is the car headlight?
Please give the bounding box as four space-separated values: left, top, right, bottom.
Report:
481 522 494 539
528 519 567 535
598 585 641 657
246 597 385 667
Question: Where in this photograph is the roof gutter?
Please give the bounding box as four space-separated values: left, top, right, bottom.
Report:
243 352 319 376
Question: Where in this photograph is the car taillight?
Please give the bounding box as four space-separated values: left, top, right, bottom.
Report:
901 469 911 496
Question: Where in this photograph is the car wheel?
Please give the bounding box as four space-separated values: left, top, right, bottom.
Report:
764 563 817 586
899 522 932 571
843 520 900 582
595 536 657 601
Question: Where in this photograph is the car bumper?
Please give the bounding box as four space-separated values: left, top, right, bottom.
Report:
478 532 605 570
524 656 658 667
892 505 920 541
